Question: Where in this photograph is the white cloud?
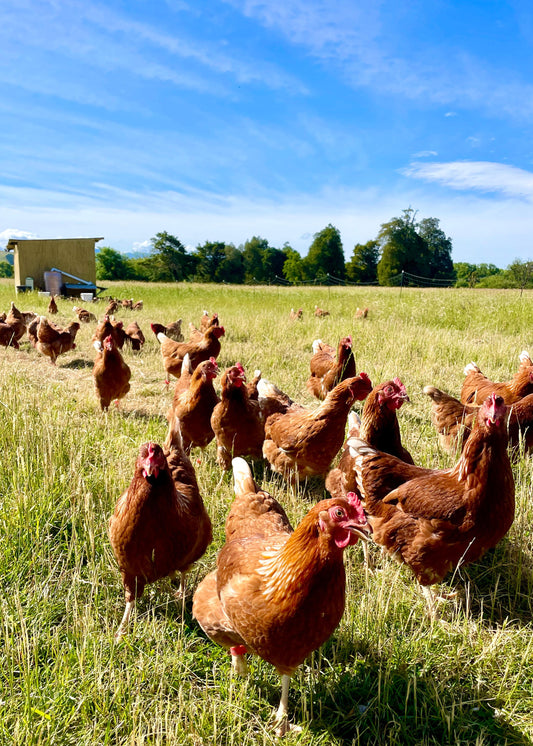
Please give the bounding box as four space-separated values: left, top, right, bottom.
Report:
0 228 40 248
402 161 533 200
131 240 152 254
2 181 533 267
412 150 438 158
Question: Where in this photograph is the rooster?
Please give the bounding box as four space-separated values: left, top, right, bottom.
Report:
192 458 370 735
93 335 131 410
168 357 220 451
210 363 264 469
307 336 356 400
461 351 533 404
31 316 80 365
349 393 515 614
326 378 413 500
151 323 225 380
263 373 372 482
109 417 212 640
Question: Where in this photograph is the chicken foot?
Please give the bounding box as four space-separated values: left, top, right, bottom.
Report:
273 674 302 737
421 585 459 618
115 600 135 642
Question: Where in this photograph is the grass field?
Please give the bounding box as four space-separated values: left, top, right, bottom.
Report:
1 279 532 745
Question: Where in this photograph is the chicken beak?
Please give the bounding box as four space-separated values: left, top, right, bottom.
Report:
348 523 372 542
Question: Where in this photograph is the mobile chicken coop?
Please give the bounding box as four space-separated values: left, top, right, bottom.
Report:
6 237 104 297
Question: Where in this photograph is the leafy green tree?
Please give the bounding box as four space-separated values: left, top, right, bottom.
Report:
304 224 345 280
418 217 455 281
345 240 379 283
219 244 245 284
150 231 196 281
454 262 502 288
95 246 131 280
377 208 428 285
454 262 478 287
194 241 227 283
507 258 533 293
282 247 306 283
242 236 269 283
262 247 287 283
0 261 13 278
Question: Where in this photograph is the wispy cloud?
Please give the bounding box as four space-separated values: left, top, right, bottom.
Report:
3 180 533 266
226 0 533 121
0 0 306 106
403 161 533 201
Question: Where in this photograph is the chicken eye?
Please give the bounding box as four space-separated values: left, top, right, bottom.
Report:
334 507 345 519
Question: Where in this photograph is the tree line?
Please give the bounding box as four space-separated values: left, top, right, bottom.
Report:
92 207 532 289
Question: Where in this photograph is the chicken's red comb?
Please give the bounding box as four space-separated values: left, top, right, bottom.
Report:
236 362 245 374
346 492 367 523
209 356 217 364
393 377 407 393
358 372 371 383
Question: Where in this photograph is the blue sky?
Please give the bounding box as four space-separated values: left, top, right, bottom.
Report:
2 0 533 267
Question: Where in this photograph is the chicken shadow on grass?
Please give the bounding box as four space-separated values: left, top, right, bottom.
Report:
61 357 94 370
303 651 531 745
452 537 533 625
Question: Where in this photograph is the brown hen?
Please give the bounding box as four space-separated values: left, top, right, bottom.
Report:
192 457 370 735
349 393 515 614
307 336 356 400
32 316 80 364
326 378 413 500
210 363 264 469
263 373 372 482
93 334 131 410
168 356 220 451
461 351 533 404
151 323 225 380
109 417 212 640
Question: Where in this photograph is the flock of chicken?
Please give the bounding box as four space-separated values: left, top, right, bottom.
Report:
105 307 524 736
4 296 526 735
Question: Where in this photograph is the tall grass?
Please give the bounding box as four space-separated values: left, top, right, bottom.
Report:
0 280 532 745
